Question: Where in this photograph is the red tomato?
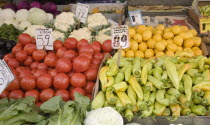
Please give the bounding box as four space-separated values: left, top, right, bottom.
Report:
73 56 90 73
91 41 101 53
70 73 86 87
79 45 94 55
93 52 104 60
18 70 32 78
3 53 14 63
69 86 75 92
36 102 43 107
70 88 86 100
16 66 27 73
18 33 32 46
48 69 58 78
77 39 89 50
86 94 92 100
15 50 27 62
62 50 77 61
53 40 63 51
56 47 67 58
102 40 112 52
89 64 99 69
34 70 47 78
67 70 74 79
20 76 36 90
23 44 36 55
32 49 47 62
8 58 20 68
31 37 36 44
9 90 24 99
31 69 37 74
12 45 23 54
37 74 52 89
11 68 19 76
0 90 9 99
79 52 93 62
92 58 102 66
53 73 70 89
24 56 33 66
55 58 72 73
37 63 48 71
25 89 40 103
84 82 95 94
84 68 98 81
55 89 70 102
64 37 78 50
40 88 54 102
30 62 40 69
44 52 58 67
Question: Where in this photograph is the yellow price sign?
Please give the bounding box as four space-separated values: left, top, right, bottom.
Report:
199 17 210 34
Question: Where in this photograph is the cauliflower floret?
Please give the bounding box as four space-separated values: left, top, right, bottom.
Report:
47 13 53 22
54 12 76 32
95 28 111 43
87 13 108 31
24 25 46 37
69 27 92 42
4 19 19 29
52 30 65 41
18 21 31 30
28 8 48 25
15 9 29 23
0 9 15 20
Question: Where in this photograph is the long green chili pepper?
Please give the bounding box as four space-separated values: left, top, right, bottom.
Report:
198 56 208 71
178 94 191 108
125 65 133 81
140 104 155 118
128 75 144 100
167 88 180 98
202 69 210 81
203 91 210 105
192 81 210 92
161 71 168 80
125 109 134 122
183 74 193 101
193 76 204 85
119 58 131 67
116 97 124 112
153 67 163 80
148 91 156 105
148 69 154 75
106 63 119 77
137 99 147 111
193 96 202 104
106 89 117 105
143 87 150 102
91 91 105 110
127 85 137 106
116 91 133 109
132 57 141 78
99 66 110 92
170 104 181 117
141 63 148 85
162 108 171 116
165 94 178 105
148 75 164 89
187 69 199 77
104 100 109 107
145 82 154 91
178 57 189 63
181 108 191 116
120 66 127 73
179 82 185 94
111 81 128 92
147 61 153 71
114 72 124 84
153 101 166 116
178 64 191 81
191 105 207 116
132 105 139 112
156 90 170 106
104 77 115 89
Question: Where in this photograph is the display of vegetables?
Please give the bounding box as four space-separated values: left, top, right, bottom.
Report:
199 5 210 17
0 24 20 41
92 53 210 121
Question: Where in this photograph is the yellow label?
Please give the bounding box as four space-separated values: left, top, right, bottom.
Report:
199 17 210 34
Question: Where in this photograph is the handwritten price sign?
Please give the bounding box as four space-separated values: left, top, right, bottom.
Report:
36 28 53 50
76 3 89 23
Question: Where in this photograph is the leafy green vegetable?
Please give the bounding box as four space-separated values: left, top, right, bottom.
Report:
0 24 20 41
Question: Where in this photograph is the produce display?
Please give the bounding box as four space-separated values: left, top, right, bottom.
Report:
125 24 202 58
199 5 210 17
93 53 210 121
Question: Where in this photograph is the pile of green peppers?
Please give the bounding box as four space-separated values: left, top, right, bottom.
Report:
92 53 210 121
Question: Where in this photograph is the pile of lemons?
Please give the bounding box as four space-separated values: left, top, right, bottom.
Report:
123 24 203 58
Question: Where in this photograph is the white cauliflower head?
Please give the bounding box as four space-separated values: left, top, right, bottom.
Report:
95 28 111 43
15 9 29 23
87 13 108 31
54 12 76 32
0 9 15 20
47 13 53 22
69 27 92 42
4 19 19 29
52 30 65 41
18 21 31 30
28 8 48 25
24 25 46 37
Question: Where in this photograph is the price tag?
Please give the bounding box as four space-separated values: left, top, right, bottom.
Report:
199 17 210 34
0 60 14 94
36 28 53 50
129 10 144 26
108 19 119 26
76 3 89 23
111 25 129 49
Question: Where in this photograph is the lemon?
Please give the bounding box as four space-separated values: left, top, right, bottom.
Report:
139 42 148 52
192 47 200 51
167 43 178 52
153 34 162 42
164 27 171 32
166 50 175 57
126 50 135 58
156 24 165 31
129 28 136 39
184 39 194 48
154 49 159 54
163 32 174 39
173 35 184 46
193 37 201 47
131 40 139 52
179 32 193 40
121 50 125 57
180 25 189 32
143 30 153 41
145 49 155 58
156 41 166 52
154 30 163 35
156 52 165 57
147 39 156 49
193 49 203 56
166 39 173 45
137 25 147 34
177 46 183 51
135 50 144 58
133 33 142 43
171 25 181 35
188 29 197 36
147 26 155 33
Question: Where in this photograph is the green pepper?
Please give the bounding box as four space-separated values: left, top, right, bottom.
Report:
99 66 110 92
165 94 178 105
106 89 117 104
198 56 208 71
181 108 191 116
143 87 150 102
145 82 154 91
125 65 133 81
179 82 185 94
153 67 163 80
104 77 115 89
183 74 193 101
167 88 180 98
141 63 148 85
127 85 137 106
114 72 124 84
170 104 181 117
111 82 128 92
120 66 127 73
193 76 204 85
193 96 202 104
178 64 191 81
192 81 210 92
140 104 154 118
191 105 207 116
203 91 210 105
116 97 124 112
156 90 170 106
161 71 168 80
202 69 210 81
178 57 189 63
162 108 171 116
154 56 167 67
187 69 199 77
188 62 198 69
116 91 133 109
106 63 119 77
148 75 164 89
128 75 144 100
147 91 156 105
153 101 166 116
91 91 105 110
119 58 131 67
137 99 147 111
132 105 139 112
148 69 154 75
132 57 141 78
178 94 191 108
125 108 134 122
104 100 110 107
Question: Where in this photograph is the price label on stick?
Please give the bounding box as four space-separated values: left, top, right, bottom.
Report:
111 25 130 49
129 10 144 26
76 3 89 23
36 28 53 50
